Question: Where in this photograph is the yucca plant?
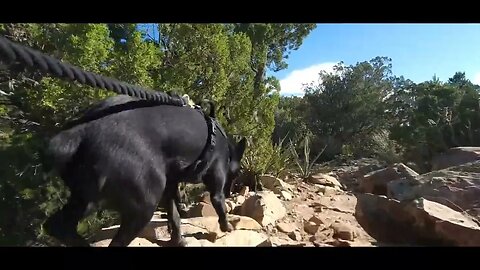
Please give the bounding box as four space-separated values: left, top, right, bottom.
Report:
289 135 327 179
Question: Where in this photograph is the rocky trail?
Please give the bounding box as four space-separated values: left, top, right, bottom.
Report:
91 147 480 247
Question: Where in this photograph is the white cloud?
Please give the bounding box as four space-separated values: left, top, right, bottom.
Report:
473 72 480 85
279 62 338 96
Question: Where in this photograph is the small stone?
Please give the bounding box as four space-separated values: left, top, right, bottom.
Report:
304 241 315 247
184 237 215 247
269 236 305 247
313 242 334 247
309 215 330 227
331 222 356 241
187 202 217 217
276 222 296 234
259 175 295 194
316 185 341 196
280 190 293 201
225 200 236 213
225 203 232 213
327 238 352 247
312 231 331 242
235 195 246 205
265 224 274 232
239 186 249 197
308 174 343 188
304 221 321 235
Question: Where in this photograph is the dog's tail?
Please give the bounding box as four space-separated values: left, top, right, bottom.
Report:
46 126 84 174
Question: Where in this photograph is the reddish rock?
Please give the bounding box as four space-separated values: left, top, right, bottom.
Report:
431 147 480 170
359 163 418 195
187 202 217 218
276 222 296 234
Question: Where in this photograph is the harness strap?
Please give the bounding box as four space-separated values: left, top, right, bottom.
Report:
184 107 219 180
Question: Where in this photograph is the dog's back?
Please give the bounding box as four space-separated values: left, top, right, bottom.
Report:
50 100 212 197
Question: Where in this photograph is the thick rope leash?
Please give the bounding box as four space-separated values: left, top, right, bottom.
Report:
0 35 185 106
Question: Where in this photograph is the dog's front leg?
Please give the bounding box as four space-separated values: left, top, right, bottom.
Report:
205 174 233 232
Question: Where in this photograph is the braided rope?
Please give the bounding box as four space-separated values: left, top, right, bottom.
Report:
0 36 186 106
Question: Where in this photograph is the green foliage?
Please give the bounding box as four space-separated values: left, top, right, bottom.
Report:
342 129 404 164
273 96 309 146
231 23 316 179
265 135 294 178
244 134 293 179
178 183 206 206
388 72 480 170
156 24 236 101
0 133 67 245
233 24 317 73
110 30 161 87
304 57 394 147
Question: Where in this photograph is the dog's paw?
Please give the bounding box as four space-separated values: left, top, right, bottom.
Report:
220 222 234 232
177 238 188 247
170 237 188 247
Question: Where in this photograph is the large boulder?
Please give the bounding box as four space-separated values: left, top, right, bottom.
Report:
240 191 287 226
355 193 480 246
387 161 480 219
328 158 388 190
259 175 295 194
359 163 418 195
431 147 480 171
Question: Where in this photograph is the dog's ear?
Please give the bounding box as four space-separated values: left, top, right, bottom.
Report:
237 137 247 158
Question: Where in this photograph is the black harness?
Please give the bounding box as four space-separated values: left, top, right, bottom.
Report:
183 103 229 181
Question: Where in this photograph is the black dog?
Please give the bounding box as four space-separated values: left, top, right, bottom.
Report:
43 95 246 247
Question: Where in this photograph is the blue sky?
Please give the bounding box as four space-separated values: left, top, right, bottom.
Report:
273 24 480 96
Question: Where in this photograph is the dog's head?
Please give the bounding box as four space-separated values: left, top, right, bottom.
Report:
224 137 247 197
